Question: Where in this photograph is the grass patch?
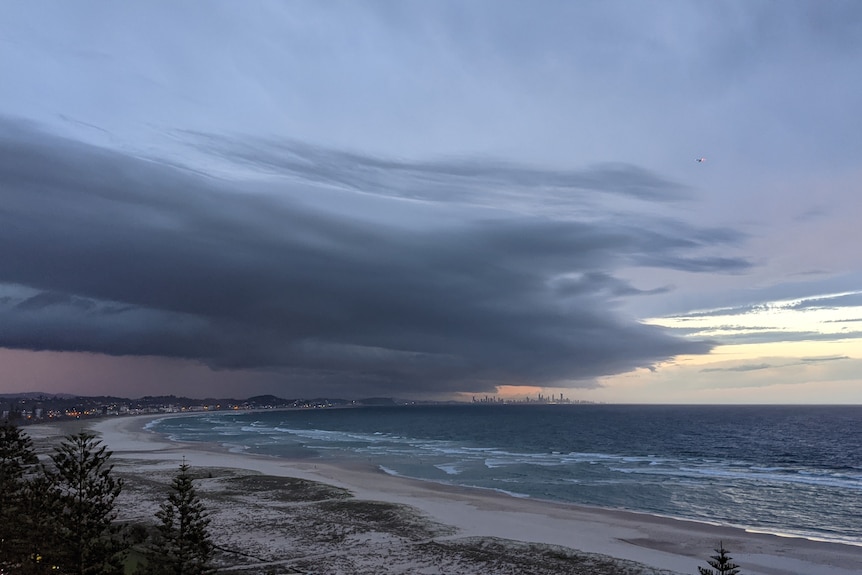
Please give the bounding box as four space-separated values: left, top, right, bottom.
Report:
218 474 352 502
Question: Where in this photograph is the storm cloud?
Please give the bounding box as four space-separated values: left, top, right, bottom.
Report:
0 119 752 396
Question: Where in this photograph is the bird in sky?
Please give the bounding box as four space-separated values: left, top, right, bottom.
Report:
696 157 706 163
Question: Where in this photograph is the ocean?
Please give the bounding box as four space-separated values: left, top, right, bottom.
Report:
148 404 862 546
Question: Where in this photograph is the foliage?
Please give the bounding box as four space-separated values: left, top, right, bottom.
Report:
143 462 215 575
17 474 61 575
0 422 39 569
42 431 125 575
697 541 741 575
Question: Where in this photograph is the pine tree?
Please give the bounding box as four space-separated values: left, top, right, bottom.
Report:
18 473 59 575
145 461 215 575
697 541 741 575
43 431 125 575
0 422 39 569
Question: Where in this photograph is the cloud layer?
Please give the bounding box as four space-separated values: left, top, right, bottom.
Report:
0 119 754 396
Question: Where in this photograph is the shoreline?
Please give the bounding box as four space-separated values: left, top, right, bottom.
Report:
29 414 862 575
138 410 862 550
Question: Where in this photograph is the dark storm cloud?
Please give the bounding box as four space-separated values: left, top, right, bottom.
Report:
549 272 671 299
0 119 750 395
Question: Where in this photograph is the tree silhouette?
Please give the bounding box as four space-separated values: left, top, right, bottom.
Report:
0 422 39 569
43 431 125 575
698 541 741 575
144 461 215 575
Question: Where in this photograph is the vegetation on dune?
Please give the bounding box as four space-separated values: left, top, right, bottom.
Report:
142 461 215 575
0 430 125 574
0 422 39 570
697 542 741 575
0 425 216 575
43 432 125 574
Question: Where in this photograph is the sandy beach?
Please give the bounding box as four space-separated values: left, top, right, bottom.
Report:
27 414 862 575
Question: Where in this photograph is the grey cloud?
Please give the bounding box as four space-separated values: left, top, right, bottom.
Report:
0 297 213 358
650 273 862 320
182 131 689 208
700 355 851 375
701 363 773 373
550 272 672 299
800 355 850 363
706 330 862 346
664 326 777 340
634 254 751 274
0 119 750 396
667 291 862 321
15 291 95 311
664 308 760 320
787 292 862 311
707 325 776 332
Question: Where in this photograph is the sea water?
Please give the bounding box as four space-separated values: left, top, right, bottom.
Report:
148 404 862 546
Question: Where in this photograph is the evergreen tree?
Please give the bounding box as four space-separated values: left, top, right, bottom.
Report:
145 461 215 575
18 474 59 575
43 431 124 575
0 422 39 569
698 541 741 575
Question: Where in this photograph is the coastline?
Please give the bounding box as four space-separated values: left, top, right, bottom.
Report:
30 414 862 575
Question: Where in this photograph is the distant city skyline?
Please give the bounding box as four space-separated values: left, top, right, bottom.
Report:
1 2 860 403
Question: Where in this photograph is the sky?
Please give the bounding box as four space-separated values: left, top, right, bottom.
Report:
1 1 860 403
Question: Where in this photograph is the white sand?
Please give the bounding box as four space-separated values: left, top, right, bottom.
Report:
77 414 862 575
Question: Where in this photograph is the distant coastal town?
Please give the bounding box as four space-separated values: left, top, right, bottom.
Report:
0 393 381 424
471 392 591 404
1 392 596 424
